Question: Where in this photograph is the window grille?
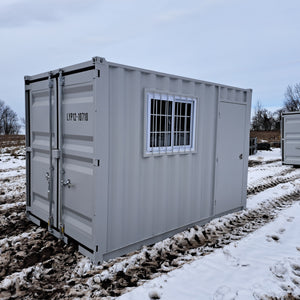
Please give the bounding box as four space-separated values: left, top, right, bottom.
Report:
146 92 196 154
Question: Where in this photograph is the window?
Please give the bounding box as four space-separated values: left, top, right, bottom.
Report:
145 91 196 154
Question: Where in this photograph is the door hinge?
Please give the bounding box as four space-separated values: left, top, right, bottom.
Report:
52 149 61 159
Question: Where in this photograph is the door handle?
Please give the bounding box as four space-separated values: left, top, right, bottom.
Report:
239 154 243 160
61 179 71 188
45 172 50 182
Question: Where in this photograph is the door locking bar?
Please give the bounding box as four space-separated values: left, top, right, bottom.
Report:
58 70 65 238
47 72 54 233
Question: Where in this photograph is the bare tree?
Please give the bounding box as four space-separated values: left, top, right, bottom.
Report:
0 100 6 134
273 108 284 130
0 100 21 135
284 83 300 111
251 101 275 131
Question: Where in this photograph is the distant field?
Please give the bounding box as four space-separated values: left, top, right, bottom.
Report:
0 135 25 148
250 130 280 143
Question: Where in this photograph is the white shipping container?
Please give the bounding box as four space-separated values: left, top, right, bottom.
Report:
25 57 252 263
281 111 300 166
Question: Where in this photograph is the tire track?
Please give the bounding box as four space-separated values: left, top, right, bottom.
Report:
1 175 298 299
0 191 26 206
0 144 299 299
248 159 281 167
248 166 296 190
0 246 80 300
0 209 34 240
247 174 300 195
0 229 74 281
64 191 300 299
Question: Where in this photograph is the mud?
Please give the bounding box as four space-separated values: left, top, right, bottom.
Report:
0 243 80 300
264 294 300 299
248 159 281 167
1 144 300 299
65 190 300 298
0 208 34 240
0 191 25 205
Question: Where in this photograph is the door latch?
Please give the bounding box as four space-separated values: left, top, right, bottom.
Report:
45 172 50 182
239 154 243 160
61 179 71 188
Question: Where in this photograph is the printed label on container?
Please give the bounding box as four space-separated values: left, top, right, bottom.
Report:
66 113 88 121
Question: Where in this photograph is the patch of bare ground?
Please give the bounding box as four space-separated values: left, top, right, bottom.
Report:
0 135 25 148
0 207 34 240
264 294 300 300
250 130 281 144
0 191 26 205
1 136 300 299
248 159 281 167
64 191 300 299
0 230 75 281
0 243 80 300
1 189 299 299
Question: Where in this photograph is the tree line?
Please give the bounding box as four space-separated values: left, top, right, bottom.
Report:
252 83 300 131
0 100 21 135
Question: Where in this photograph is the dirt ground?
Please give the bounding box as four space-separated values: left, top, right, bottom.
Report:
1 135 300 299
0 135 25 148
250 130 281 143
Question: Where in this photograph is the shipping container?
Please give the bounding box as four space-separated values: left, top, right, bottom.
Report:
25 57 252 263
281 111 300 166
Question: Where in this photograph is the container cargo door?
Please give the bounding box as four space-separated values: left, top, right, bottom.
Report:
214 101 247 215
58 69 95 249
282 113 300 165
26 77 59 227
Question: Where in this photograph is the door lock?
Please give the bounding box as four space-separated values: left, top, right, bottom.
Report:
45 172 50 182
61 179 71 188
239 154 243 160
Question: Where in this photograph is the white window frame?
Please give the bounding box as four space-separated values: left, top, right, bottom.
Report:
144 90 197 156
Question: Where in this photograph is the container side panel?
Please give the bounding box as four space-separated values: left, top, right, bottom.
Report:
282 114 300 165
107 68 218 252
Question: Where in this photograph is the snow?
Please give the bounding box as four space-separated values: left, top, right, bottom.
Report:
119 203 300 300
118 149 300 300
249 148 281 162
1 143 299 299
0 201 25 211
247 180 300 209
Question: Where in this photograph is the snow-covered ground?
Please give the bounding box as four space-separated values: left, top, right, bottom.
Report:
119 203 300 300
0 145 300 299
118 149 300 300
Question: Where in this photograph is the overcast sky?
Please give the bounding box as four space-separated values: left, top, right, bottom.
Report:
1 0 300 119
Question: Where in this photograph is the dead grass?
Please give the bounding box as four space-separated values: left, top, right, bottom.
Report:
0 135 25 148
250 130 281 143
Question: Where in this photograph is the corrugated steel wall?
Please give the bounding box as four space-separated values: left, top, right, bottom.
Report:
25 57 251 262
106 65 220 253
282 112 300 166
